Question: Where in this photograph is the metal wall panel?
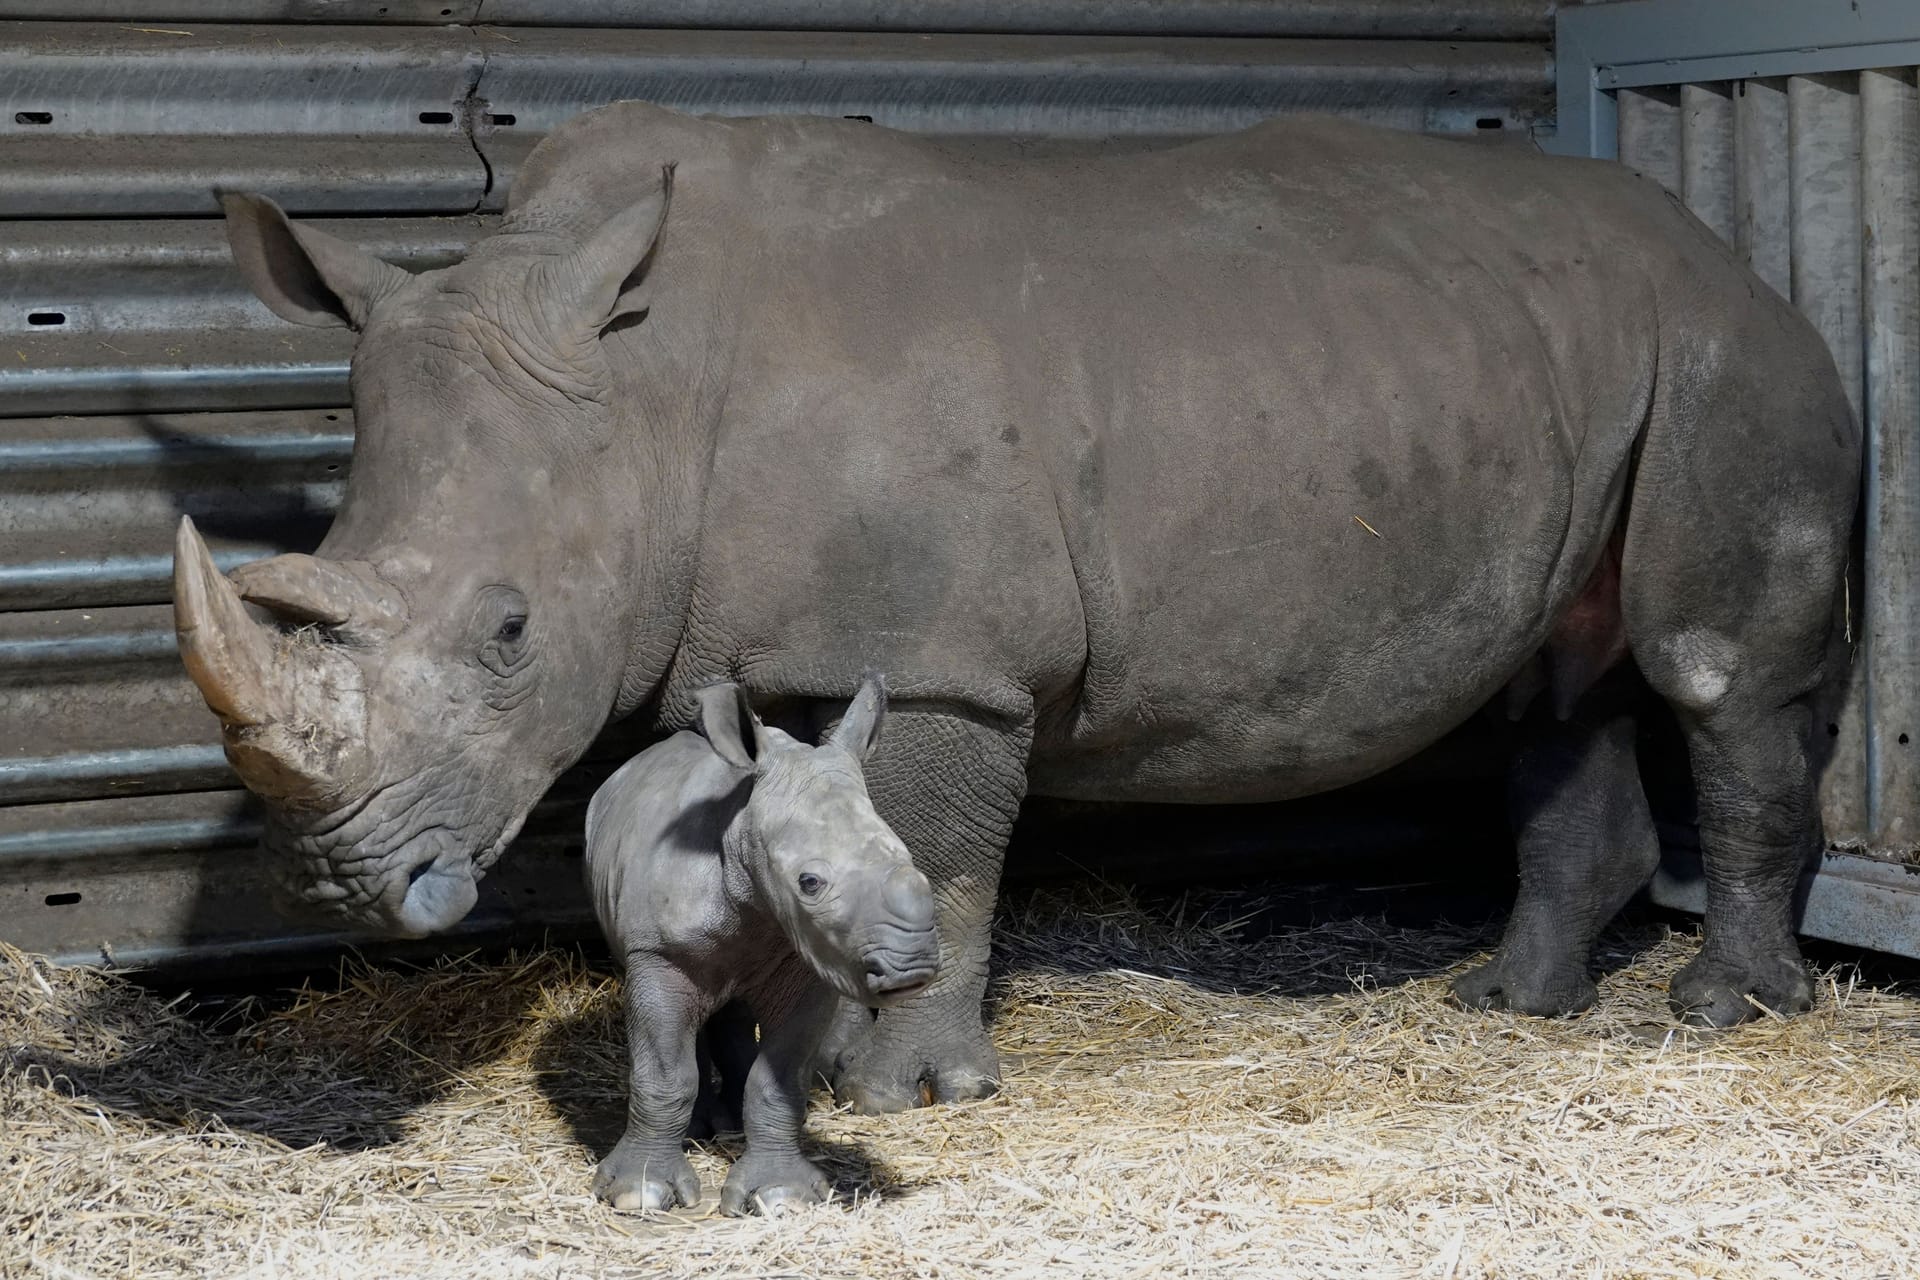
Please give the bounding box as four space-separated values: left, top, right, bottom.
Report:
0 12 1553 968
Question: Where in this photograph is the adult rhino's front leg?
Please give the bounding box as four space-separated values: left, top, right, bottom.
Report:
821 702 1028 1113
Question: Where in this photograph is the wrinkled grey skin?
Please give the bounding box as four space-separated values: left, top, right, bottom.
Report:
584 676 936 1214
175 104 1859 1114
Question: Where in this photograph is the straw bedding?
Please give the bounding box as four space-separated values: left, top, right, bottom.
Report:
6 883 1920 1279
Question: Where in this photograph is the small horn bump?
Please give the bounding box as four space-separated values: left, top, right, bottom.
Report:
231 554 405 633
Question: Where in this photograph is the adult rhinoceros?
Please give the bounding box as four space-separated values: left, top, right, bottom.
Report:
174 102 1858 1112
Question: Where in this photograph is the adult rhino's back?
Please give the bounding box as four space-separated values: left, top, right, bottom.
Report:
515 108 1746 804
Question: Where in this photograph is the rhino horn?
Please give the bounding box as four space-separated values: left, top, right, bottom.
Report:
230 553 406 635
173 517 367 805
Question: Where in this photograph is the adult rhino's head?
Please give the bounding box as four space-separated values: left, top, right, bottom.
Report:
178 170 677 937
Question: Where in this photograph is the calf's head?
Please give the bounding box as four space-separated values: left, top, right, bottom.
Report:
177 173 676 937
696 679 940 1007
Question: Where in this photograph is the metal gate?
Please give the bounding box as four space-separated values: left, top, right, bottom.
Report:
0 2 1556 968
1553 0 1920 957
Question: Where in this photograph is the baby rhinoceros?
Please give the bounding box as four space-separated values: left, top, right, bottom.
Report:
584 676 939 1215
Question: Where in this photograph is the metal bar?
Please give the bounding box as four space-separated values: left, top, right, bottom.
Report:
1652 846 1920 961
1733 77 1790 298
473 0 1555 39
1861 66 1920 850
0 746 231 806
1600 42 1920 91
471 29 1554 142
0 1 1556 39
1680 82 1735 244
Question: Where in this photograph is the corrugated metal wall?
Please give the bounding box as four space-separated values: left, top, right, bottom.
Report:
0 3 1557 968
1614 69 1919 858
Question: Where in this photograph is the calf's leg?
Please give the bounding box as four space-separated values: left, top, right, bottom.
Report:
593 957 706 1211
721 971 836 1216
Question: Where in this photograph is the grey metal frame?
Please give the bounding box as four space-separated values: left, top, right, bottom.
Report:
1551 0 1920 159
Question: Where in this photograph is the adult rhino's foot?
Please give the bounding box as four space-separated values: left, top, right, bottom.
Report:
592 1139 701 1212
1668 943 1813 1026
1451 953 1598 1018
720 1152 831 1217
828 1017 1000 1114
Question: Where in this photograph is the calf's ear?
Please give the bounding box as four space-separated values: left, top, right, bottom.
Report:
695 682 766 772
829 674 887 761
221 192 411 329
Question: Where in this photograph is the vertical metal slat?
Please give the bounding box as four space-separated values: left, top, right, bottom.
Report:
1734 77 1790 297
1789 72 1867 424
1617 85 1681 193
1789 71 1870 846
1861 66 1920 849
1680 81 1736 243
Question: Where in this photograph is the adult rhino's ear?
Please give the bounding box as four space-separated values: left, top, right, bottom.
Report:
695 682 766 773
829 674 887 762
220 192 411 330
549 163 675 337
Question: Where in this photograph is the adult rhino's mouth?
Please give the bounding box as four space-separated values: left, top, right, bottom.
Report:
393 852 480 938
383 811 529 938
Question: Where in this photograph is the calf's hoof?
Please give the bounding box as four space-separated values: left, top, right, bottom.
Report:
829 1024 1000 1114
1451 956 1598 1018
720 1154 832 1217
1668 947 1814 1026
593 1140 701 1212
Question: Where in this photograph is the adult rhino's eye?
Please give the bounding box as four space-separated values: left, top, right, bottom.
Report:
474 585 533 679
797 872 824 898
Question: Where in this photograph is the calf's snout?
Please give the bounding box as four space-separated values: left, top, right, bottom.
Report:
857 864 939 1003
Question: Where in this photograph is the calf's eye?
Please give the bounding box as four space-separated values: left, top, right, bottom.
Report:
797 873 824 897
497 616 526 644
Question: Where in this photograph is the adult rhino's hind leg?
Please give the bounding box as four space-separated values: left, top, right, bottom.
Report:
1622 316 1857 1027
819 702 1028 1113
1454 668 1661 1016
